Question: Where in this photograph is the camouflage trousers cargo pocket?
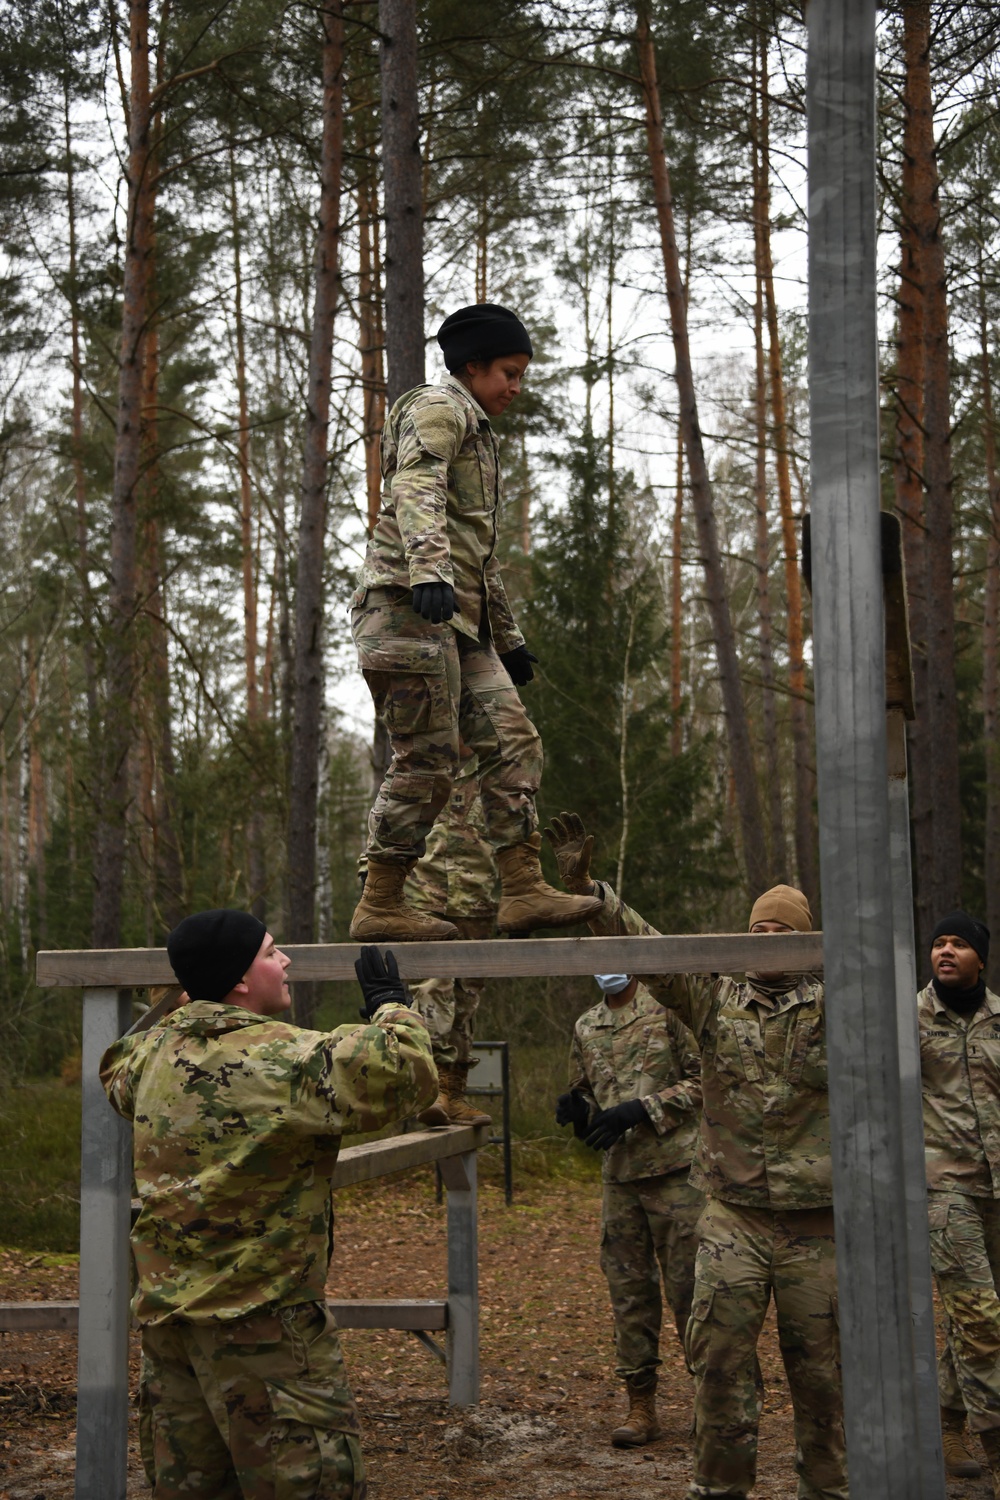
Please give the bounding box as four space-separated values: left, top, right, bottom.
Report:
928 1189 1000 1430
356 635 454 737
140 1302 366 1500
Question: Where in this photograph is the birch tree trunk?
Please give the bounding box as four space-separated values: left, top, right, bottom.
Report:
905 0 962 923
757 29 817 907
287 2 344 1025
636 3 768 895
92 0 154 947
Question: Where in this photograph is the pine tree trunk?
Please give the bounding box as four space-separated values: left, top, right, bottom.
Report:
757 31 817 908
980 248 1000 988
92 0 154 947
905 0 962 924
358 124 386 536
287 2 344 1026
379 0 425 404
636 3 768 895
230 143 266 919
670 426 684 757
751 57 786 881
63 81 97 725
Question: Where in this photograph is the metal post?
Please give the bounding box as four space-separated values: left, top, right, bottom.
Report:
888 710 946 1495
444 1149 479 1407
500 1042 512 1207
75 987 133 1500
808 2 925 1493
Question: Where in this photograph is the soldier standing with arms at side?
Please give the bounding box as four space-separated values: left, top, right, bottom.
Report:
555 972 703 1448
100 909 436 1500
917 911 1000 1489
349 302 601 943
546 813 845 1500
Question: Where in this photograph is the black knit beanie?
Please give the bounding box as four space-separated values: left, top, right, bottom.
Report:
167 909 267 1003
436 303 532 372
930 910 990 965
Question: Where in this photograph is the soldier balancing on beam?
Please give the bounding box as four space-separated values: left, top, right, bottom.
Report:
918 910 1000 1490
349 301 601 943
100 909 435 1500
556 972 704 1448
546 813 846 1500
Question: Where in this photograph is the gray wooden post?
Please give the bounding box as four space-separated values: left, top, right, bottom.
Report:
808 2 926 1493
442 1150 479 1407
888 711 946 1494
75 987 133 1500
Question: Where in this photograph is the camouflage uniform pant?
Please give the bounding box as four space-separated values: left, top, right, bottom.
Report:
928 1188 1000 1431
408 915 493 1067
686 1199 845 1500
352 588 543 862
139 1301 365 1499
600 1168 703 1386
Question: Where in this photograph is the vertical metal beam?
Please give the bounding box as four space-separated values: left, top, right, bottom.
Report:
445 1149 479 1407
808 3 924 1494
75 987 133 1500
888 711 946 1496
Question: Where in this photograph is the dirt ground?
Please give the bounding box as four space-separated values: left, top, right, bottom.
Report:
0 1171 991 1499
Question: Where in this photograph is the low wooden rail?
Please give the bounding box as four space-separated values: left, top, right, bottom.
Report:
32 932 819 1500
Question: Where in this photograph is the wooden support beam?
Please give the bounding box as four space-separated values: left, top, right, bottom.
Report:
333 1125 487 1188
0 1299 448 1335
36 931 824 989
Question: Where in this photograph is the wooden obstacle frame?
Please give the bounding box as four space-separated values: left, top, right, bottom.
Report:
12 932 819 1500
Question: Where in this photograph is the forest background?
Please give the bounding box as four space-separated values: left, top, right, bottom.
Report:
1 0 999 1231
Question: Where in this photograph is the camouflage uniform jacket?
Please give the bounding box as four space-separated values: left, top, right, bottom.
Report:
407 757 498 919
588 883 831 1210
100 1000 436 1326
919 982 1000 1197
569 982 702 1184
351 375 525 653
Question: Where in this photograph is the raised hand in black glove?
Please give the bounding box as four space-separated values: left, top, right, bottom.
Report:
500 645 538 686
584 1098 649 1151
555 1088 591 1140
354 946 407 1022
411 581 455 624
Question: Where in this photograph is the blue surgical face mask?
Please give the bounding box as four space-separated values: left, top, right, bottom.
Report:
594 974 630 996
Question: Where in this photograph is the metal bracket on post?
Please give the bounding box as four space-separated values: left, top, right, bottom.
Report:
75 987 133 1500
445 1149 479 1408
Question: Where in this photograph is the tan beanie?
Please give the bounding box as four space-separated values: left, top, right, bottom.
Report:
748 884 813 933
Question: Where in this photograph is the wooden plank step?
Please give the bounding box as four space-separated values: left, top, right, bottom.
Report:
0 1298 449 1334
36 931 824 988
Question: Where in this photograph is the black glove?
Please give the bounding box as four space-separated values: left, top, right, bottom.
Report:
354 946 407 1022
555 1089 591 1140
411 582 455 624
500 645 538 686
584 1098 649 1151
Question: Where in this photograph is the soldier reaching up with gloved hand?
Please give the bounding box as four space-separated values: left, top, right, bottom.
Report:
546 813 847 1500
349 302 602 943
556 973 703 1449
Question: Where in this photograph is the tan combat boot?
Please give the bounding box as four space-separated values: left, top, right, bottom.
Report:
350 859 459 943
439 1064 492 1126
611 1377 662 1448
941 1406 982 1479
496 833 603 935
979 1425 1000 1496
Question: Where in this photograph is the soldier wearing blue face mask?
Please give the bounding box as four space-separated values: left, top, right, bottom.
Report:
555 971 703 1448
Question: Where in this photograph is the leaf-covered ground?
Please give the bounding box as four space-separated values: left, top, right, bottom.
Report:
0 1174 991 1498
